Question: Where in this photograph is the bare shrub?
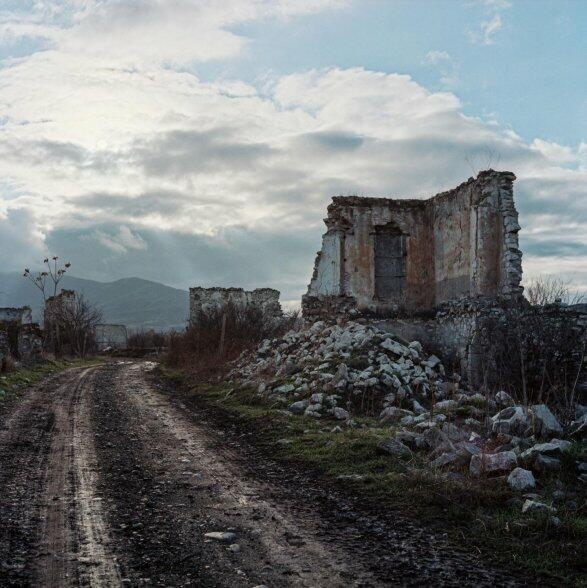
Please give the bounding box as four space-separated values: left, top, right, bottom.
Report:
525 276 584 306
50 294 102 358
1 353 16 373
479 301 586 417
127 329 167 350
165 304 298 379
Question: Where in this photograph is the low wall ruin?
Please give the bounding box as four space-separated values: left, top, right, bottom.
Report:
0 306 42 364
95 324 128 349
189 287 282 326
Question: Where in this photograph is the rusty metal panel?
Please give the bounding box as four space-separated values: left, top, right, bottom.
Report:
374 233 406 300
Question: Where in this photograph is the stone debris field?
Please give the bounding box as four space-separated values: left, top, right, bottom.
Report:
231 319 587 516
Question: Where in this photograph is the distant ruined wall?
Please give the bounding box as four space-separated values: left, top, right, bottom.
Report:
95 324 128 349
0 306 41 365
0 307 33 326
189 287 282 326
303 170 522 317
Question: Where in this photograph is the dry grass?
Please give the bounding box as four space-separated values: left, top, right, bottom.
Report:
164 303 298 379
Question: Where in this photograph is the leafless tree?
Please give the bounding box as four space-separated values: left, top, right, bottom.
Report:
23 256 71 302
465 147 502 176
525 275 584 306
51 294 102 357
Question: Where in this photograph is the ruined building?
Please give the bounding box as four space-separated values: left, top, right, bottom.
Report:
189 287 282 326
43 289 76 353
304 170 521 316
303 170 524 386
0 306 42 366
95 324 128 350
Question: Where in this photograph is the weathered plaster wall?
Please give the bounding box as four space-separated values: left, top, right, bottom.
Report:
189 287 282 325
303 170 522 318
95 324 128 349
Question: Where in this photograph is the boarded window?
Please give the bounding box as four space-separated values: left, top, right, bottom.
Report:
374 231 406 300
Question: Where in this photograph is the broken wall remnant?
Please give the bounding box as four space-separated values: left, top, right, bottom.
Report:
302 170 526 388
43 289 76 353
189 287 282 326
303 170 522 318
95 324 128 350
0 306 42 364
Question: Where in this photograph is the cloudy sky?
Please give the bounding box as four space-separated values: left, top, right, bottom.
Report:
1 0 586 304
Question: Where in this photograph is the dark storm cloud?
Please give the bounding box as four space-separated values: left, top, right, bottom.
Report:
133 128 277 178
45 222 322 302
0 137 120 173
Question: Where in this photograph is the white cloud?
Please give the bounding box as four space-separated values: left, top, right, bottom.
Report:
1 0 347 65
468 0 510 46
424 50 450 64
468 12 503 45
0 1 585 299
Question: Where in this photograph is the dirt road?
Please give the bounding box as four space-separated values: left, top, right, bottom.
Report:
0 361 529 587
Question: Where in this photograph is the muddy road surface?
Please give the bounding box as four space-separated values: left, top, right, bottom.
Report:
0 361 529 587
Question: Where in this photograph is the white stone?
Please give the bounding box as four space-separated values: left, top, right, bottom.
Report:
332 407 349 420
470 451 517 476
522 500 555 514
530 404 563 437
507 468 536 491
495 390 515 407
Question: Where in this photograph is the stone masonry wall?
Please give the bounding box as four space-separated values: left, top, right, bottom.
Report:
189 287 282 326
303 170 522 318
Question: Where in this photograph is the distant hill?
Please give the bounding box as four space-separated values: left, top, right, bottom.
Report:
0 272 188 331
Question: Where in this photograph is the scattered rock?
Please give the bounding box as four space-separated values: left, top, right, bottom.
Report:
379 407 414 424
534 454 561 473
274 384 295 394
492 407 530 437
204 531 237 542
521 500 555 514
470 451 517 477
430 452 466 469
520 440 571 462
332 407 349 420
376 439 412 460
530 404 563 438
507 468 536 491
495 390 515 408
288 400 309 414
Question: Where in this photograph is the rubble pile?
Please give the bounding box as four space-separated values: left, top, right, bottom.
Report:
230 320 586 507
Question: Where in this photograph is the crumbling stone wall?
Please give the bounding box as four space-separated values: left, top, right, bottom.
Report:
43 289 76 353
303 170 522 317
189 287 282 326
0 306 41 364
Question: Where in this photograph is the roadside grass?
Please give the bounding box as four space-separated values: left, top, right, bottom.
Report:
0 357 103 401
160 366 586 586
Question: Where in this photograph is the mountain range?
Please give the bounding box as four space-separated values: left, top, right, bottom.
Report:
0 272 188 331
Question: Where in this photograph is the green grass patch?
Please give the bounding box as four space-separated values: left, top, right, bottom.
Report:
159 365 586 586
0 357 104 400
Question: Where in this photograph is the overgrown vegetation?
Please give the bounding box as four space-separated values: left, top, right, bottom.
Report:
161 367 586 585
47 293 103 358
127 329 168 350
479 277 586 417
165 303 298 378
